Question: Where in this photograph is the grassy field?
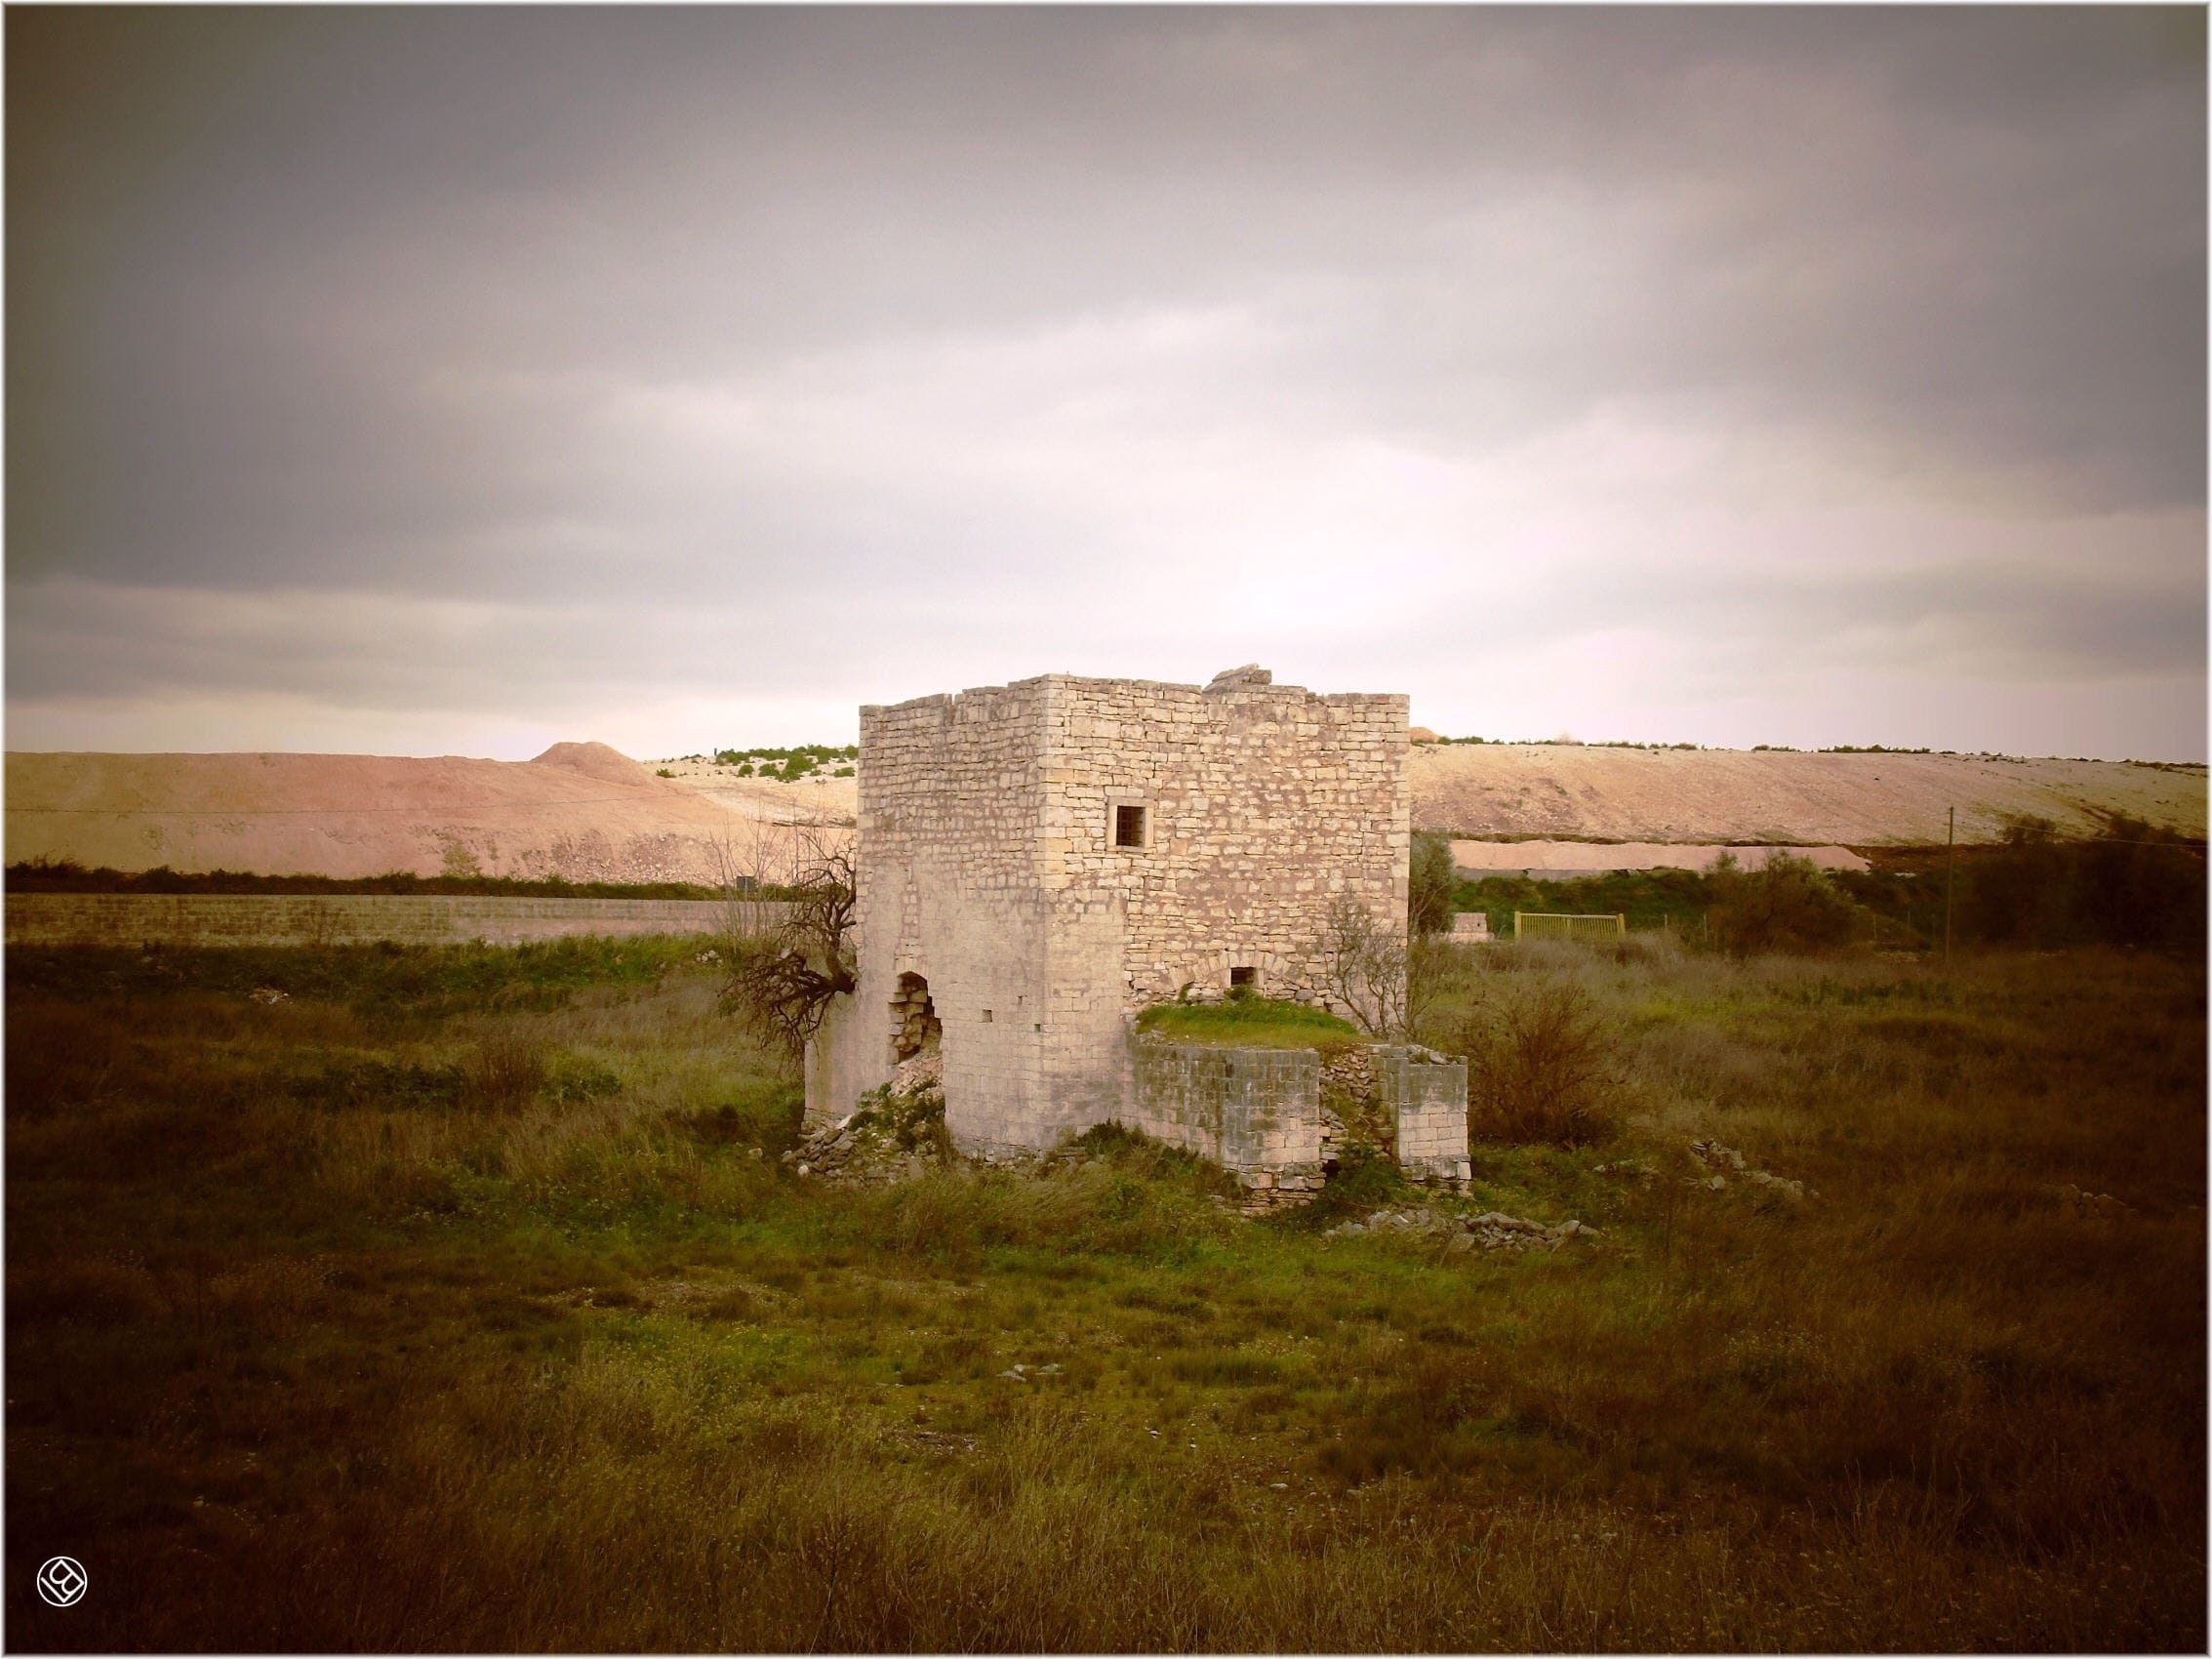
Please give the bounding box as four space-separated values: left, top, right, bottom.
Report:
6 936 2203 1650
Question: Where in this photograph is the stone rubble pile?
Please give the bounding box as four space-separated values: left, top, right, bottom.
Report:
1325 1206 1598 1253
887 1050 943 1099
784 1053 951 1186
1688 1138 1811 1201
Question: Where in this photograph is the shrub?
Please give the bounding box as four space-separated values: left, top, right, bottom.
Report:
1450 976 1620 1147
1707 852 1862 956
1956 813 2206 953
1410 832 1457 935
463 1033 546 1113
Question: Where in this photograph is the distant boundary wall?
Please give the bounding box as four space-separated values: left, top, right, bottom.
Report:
4 894 772 949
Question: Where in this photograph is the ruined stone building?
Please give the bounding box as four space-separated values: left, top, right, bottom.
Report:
806 665 1468 1191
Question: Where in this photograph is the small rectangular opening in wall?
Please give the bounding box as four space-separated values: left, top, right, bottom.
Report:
982 1009 993 1023
1113 803 1147 848
1229 966 1257 988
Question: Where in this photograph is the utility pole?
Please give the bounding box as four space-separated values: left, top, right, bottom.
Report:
1943 805 1955 966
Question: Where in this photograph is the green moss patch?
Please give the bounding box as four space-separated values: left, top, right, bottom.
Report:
1136 994 1359 1048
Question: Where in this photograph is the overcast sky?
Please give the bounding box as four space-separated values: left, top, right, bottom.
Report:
8 6 2205 760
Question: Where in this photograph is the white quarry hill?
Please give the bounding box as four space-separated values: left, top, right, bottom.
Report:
5 738 2200 881
3 743 837 883
1410 743 2204 846
646 754 860 827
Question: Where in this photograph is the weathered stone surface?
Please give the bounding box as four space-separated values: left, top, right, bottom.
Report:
809 667 1415 1161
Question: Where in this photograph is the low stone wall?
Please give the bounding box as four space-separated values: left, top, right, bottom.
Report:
1375 1046 1471 1183
1129 1035 1469 1197
3 893 769 949
1130 1039 1325 1193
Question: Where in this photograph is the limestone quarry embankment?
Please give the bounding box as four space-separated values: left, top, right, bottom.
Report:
1411 744 2205 846
7 738 2202 883
3 742 813 884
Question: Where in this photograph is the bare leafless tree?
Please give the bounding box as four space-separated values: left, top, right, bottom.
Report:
1317 896 1410 1039
722 824 858 1058
708 824 788 960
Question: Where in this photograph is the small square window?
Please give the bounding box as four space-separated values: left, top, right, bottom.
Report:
1229 966 1257 988
982 1008 994 1023
1113 803 1147 848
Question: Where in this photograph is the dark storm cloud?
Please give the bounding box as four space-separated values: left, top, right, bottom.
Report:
6 6 2203 758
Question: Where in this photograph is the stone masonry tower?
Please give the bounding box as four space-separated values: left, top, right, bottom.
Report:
805 665 1411 1153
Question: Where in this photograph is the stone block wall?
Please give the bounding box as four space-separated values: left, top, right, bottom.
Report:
1130 1039 1325 1192
808 665 1411 1153
811 679 1060 1146
1037 667 1410 1013
1376 1045 1471 1182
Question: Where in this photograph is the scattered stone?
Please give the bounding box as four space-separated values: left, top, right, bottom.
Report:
1471 1211 1546 1234
1691 1139 1749 1172
2054 1183 2136 1219
248 986 288 1005
1325 1204 1595 1254
998 1368 1027 1382
1690 1138 1810 1200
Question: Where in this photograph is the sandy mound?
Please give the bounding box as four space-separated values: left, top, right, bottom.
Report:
531 741 666 789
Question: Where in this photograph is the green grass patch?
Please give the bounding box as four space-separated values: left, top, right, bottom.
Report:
1135 994 1359 1047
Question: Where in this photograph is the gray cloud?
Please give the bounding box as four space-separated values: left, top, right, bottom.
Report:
6 6 2203 760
